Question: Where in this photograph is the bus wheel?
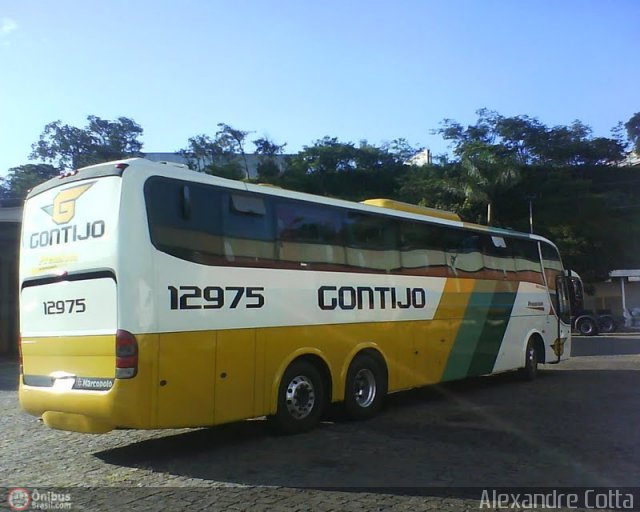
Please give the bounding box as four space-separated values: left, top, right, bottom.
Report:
577 317 598 336
521 338 539 381
344 353 387 420
270 360 325 435
598 316 615 334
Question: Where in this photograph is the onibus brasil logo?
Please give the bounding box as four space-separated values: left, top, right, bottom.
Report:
7 487 72 510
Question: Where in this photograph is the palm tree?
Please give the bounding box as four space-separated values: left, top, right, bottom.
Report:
456 141 520 224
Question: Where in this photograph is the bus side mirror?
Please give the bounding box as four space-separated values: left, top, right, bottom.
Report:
568 275 584 313
555 275 572 324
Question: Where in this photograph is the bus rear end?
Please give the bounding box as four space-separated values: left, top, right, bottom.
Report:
18 161 147 433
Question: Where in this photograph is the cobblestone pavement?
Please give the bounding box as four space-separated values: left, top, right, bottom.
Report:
1 340 639 511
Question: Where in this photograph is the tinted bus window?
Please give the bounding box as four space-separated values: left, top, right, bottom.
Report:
222 192 275 263
145 177 224 262
482 235 516 279
541 242 563 291
344 212 400 271
399 221 447 276
277 201 342 244
276 201 345 267
511 238 544 285
444 229 484 278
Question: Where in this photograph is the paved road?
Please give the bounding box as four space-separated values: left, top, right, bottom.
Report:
1 337 639 511
571 335 640 356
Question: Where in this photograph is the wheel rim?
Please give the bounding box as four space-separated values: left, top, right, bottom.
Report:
581 321 594 335
354 368 377 408
285 375 316 420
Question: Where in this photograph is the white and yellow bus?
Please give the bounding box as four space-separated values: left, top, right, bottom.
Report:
19 158 579 434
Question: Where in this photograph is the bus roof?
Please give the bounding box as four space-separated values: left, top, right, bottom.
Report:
26 158 558 250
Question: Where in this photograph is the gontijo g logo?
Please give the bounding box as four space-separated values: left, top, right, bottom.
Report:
29 181 106 249
42 182 94 225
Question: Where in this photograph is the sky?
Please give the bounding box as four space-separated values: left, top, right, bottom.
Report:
0 0 638 175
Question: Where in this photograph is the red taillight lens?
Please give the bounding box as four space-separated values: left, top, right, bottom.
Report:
116 329 138 379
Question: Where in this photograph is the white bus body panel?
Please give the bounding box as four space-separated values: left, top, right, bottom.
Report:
20 176 122 337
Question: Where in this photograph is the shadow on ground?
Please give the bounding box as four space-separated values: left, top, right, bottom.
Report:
95 367 640 493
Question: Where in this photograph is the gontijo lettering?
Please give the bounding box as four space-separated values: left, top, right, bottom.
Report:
318 285 427 310
29 221 105 248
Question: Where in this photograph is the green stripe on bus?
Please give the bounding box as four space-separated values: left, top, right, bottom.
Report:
466 282 518 376
441 281 497 382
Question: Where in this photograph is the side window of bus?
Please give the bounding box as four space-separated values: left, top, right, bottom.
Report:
444 229 483 278
399 221 447 276
275 201 345 268
540 242 563 291
482 235 516 280
223 192 276 263
512 239 544 285
145 178 224 262
344 212 400 272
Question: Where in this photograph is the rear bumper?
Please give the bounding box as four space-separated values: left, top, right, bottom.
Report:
19 376 154 433
19 333 158 433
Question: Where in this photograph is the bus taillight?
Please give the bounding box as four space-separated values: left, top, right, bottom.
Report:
116 330 138 379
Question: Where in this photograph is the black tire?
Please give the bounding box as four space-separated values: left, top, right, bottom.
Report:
344 353 387 420
520 338 539 381
577 317 598 336
269 360 325 435
598 316 615 334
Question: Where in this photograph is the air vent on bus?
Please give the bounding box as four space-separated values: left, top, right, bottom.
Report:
361 198 461 221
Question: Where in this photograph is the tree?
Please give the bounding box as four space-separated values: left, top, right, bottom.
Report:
287 137 359 175
624 112 640 154
30 122 94 170
0 164 59 200
433 109 630 224
179 123 251 180
437 111 522 224
216 123 252 179
458 143 520 224
438 109 625 168
179 134 223 172
381 138 423 163
538 121 624 166
253 136 286 182
30 116 143 170
397 162 467 213
85 115 144 162
278 137 415 200
279 137 357 196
